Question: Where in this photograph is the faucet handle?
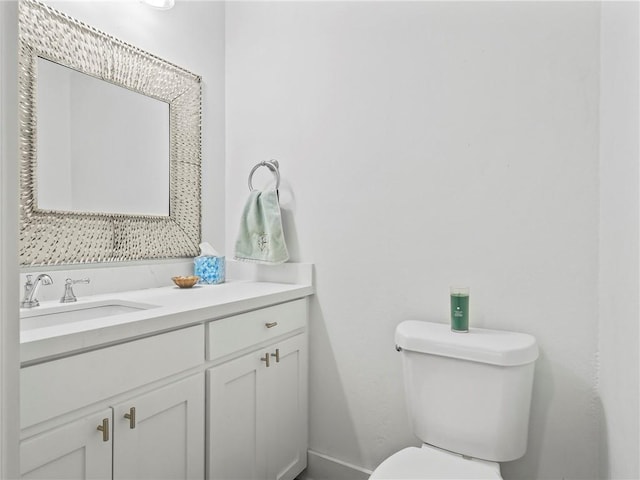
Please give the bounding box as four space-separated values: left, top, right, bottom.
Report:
60 278 90 303
21 275 34 307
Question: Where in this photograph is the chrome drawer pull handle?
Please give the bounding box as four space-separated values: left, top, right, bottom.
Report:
265 322 278 328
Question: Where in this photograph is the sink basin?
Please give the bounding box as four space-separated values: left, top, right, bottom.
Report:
20 299 159 330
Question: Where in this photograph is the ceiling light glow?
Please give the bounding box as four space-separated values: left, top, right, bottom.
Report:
141 0 175 10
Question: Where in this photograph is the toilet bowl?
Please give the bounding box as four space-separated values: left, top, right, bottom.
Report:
369 320 538 480
369 445 502 479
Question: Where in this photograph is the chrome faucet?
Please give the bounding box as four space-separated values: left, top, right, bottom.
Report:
21 274 53 308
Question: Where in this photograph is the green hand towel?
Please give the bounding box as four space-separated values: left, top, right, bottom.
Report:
234 189 289 265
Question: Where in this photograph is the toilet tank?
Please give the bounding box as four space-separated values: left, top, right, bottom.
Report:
395 321 538 462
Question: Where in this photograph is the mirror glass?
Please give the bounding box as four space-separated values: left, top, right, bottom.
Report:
36 57 170 216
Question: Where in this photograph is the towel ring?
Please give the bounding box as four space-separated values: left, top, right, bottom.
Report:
248 160 280 191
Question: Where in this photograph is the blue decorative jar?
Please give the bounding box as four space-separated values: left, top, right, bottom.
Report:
194 256 225 284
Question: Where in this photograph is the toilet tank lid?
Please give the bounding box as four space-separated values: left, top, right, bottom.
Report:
395 321 538 366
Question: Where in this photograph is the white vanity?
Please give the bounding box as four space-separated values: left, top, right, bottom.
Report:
19 271 313 480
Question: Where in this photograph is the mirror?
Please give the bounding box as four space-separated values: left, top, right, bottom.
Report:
37 58 170 216
19 0 202 265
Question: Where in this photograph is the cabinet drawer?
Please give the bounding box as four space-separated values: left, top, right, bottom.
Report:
207 300 306 361
21 325 204 429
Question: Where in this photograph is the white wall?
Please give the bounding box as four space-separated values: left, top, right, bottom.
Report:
225 2 602 479
46 0 226 253
598 2 640 478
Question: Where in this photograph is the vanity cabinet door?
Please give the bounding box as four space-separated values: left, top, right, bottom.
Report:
207 333 308 480
20 408 112 480
113 374 205 480
207 350 269 480
268 334 308 480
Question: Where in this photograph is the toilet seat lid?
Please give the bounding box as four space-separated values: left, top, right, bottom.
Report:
369 446 502 479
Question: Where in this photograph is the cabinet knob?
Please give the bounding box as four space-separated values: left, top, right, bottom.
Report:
124 407 136 429
270 348 280 363
260 353 270 368
97 418 109 442
265 322 278 329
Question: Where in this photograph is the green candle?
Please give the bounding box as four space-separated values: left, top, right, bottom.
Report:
450 287 470 332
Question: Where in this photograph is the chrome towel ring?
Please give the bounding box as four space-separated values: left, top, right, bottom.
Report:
248 159 280 191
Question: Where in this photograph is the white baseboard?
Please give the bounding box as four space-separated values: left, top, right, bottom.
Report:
298 450 373 480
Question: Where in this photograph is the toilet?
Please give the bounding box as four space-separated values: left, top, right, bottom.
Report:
370 320 538 479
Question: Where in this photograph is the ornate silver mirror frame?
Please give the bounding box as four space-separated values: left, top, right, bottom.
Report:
18 0 202 265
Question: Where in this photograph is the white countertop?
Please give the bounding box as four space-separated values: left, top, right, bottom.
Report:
20 279 314 365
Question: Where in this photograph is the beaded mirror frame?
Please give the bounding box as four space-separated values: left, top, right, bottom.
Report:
18 0 202 265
